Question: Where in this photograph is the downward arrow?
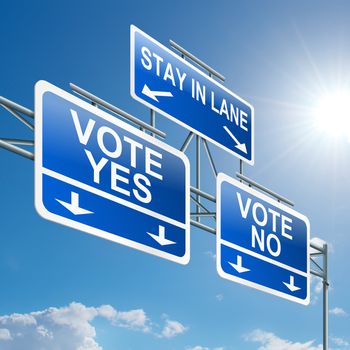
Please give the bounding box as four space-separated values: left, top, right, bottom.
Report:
56 192 93 216
283 276 301 292
228 255 250 273
147 225 176 246
142 84 173 102
223 126 247 154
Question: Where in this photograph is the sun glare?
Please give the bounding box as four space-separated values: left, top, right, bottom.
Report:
314 90 350 138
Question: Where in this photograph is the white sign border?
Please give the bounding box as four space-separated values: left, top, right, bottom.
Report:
216 172 310 305
130 25 255 166
35 80 190 265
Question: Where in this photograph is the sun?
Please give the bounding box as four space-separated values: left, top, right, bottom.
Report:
313 90 350 138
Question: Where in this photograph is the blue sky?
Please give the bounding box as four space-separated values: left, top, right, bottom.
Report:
0 0 350 349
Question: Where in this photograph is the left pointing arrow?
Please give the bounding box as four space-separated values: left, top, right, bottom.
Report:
142 84 173 102
56 192 93 215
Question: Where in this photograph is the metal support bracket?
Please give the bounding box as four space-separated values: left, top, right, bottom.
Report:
0 96 34 160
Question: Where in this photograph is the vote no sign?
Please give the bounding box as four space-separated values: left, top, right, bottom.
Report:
35 81 190 264
216 173 310 305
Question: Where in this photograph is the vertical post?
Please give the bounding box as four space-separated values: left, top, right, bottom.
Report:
239 160 243 183
150 109 156 137
196 134 201 222
239 159 243 175
323 243 329 350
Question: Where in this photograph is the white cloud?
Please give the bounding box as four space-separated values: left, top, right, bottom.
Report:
97 305 117 321
329 307 347 316
36 324 52 339
0 328 12 340
161 319 187 338
205 251 216 261
0 302 187 349
310 275 323 305
115 309 151 332
314 279 323 294
331 336 349 347
216 294 224 302
310 237 334 254
310 237 326 250
0 302 110 350
1 313 37 326
245 329 322 350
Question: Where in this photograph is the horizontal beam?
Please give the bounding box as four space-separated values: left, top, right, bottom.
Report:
311 269 324 279
236 173 294 206
0 96 34 118
310 241 326 253
70 83 166 139
169 40 225 81
0 139 34 160
190 220 216 234
190 195 213 216
190 186 216 202
191 212 216 217
0 138 34 146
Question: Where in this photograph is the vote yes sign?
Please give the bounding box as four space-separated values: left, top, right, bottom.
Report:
217 173 310 305
35 81 190 264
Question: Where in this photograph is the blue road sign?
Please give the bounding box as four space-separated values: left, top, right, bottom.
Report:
35 80 190 264
130 25 254 165
216 173 310 305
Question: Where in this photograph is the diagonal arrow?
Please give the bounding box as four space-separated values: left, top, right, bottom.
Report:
147 225 176 246
283 275 301 292
223 126 247 154
142 84 173 102
228 255 250 273
56 192 93 216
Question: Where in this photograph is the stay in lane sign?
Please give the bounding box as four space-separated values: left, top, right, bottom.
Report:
216 173 310 305
130 25 254 165
35 80 190 264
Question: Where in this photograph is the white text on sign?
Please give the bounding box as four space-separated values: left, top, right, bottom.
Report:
71 109 163 204
237 192 293 258
141 46 248 131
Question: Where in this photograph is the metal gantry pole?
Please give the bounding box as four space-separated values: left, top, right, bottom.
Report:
240 159 243 175
0 96 34 117
202 139 217 177
150 109 156 137
310 242 329 350
0 96 34 160
196 135 201 222
323 243 329 350
0 139 34 160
